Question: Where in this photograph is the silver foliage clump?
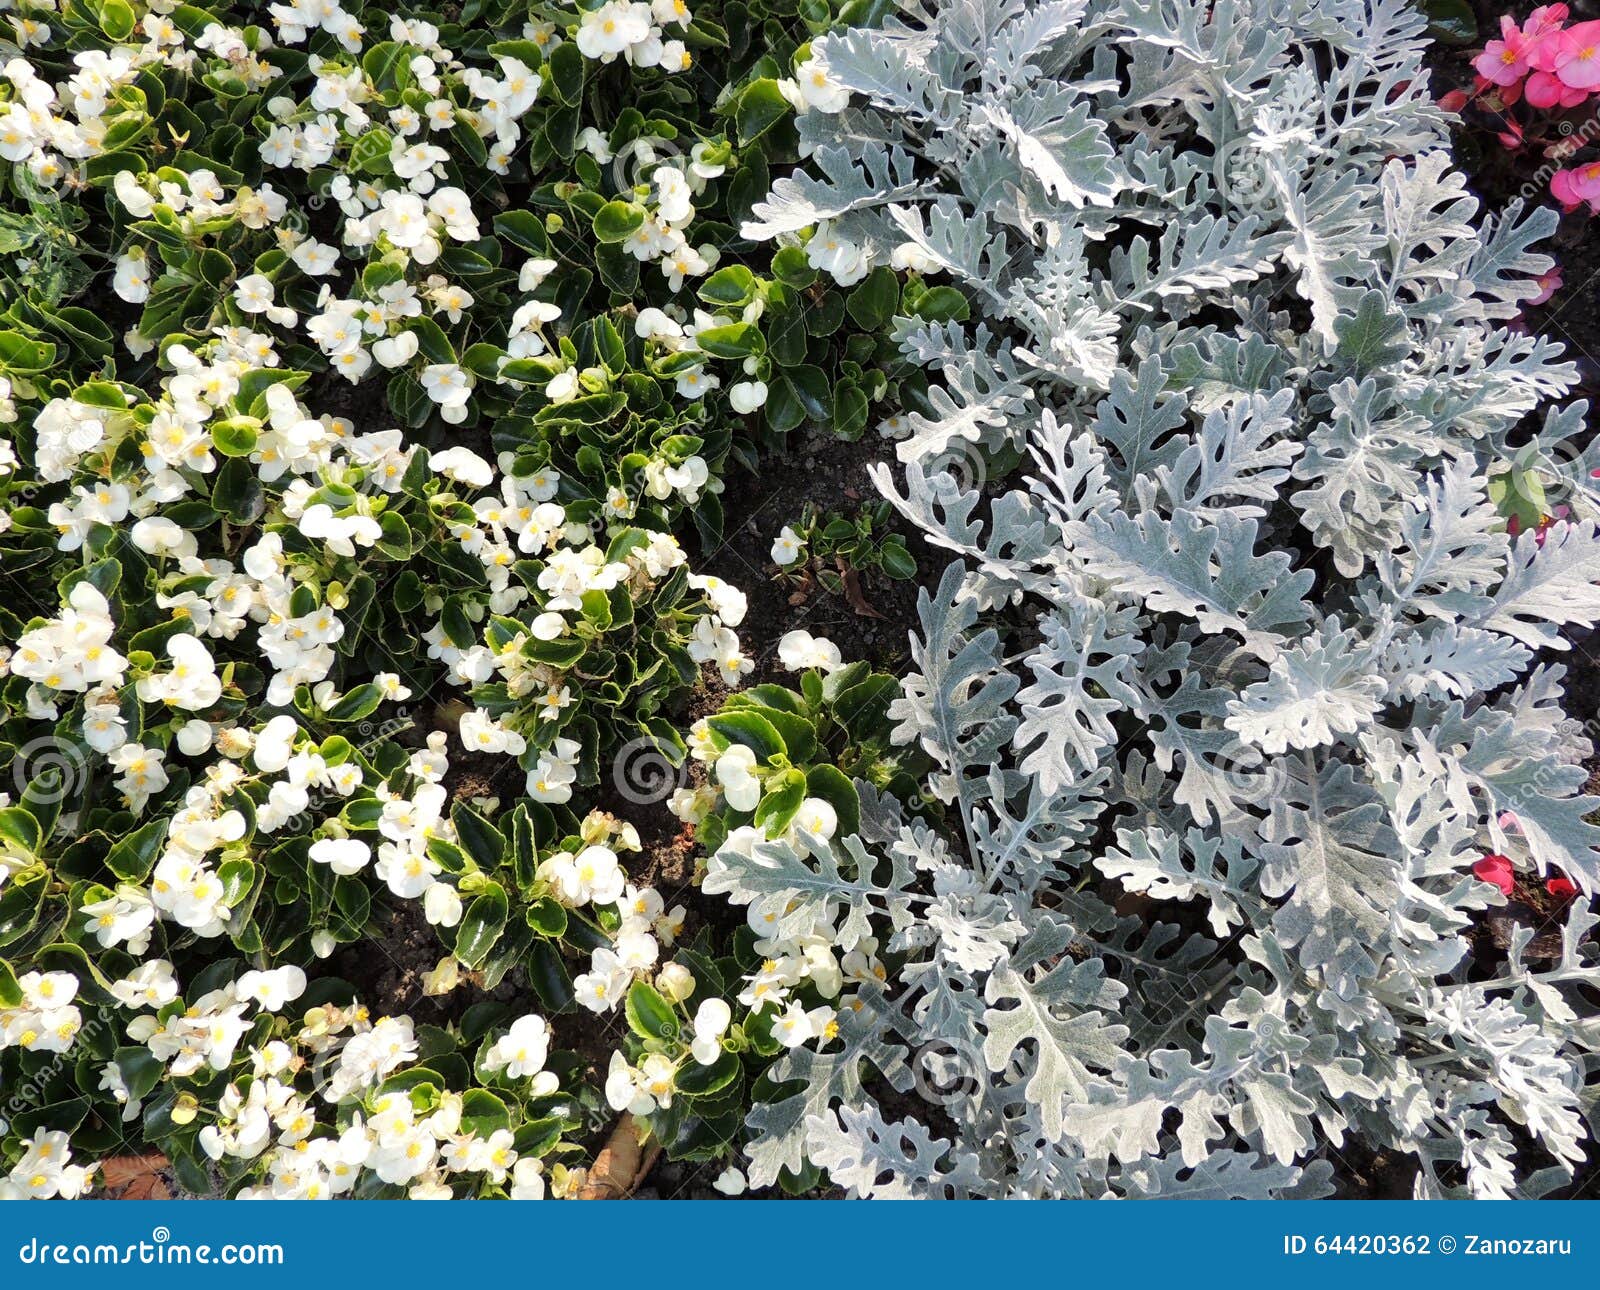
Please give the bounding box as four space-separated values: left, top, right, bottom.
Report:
714 0 1600 1197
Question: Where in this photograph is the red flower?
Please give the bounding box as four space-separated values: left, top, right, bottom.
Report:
1473 853 1516 896
1546 875 1579 899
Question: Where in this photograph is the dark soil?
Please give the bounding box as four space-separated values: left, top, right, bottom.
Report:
701 427 937 688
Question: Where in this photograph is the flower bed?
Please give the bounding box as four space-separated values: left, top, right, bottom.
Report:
0 0 1597 1201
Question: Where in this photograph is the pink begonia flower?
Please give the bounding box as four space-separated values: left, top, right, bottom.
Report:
1553 20 1600 90
1475 17 1530 86
1524 4 1573 70
1552 162 1600 214
1496 118 1525 149
1546 875 1579 899
1438 88 1471 113
1473 854 1516 897
1528 267 1563 306
1524 68 1588 107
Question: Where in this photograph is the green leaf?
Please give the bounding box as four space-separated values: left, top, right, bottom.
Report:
879 539 917 579
452 803 506 870
754 767 807 834
105 819 165 882
100 0 137 39
707 710 786 762
695 321 764 359
325 684 383 722
0 807 41 857
0 331 55 375
625 979 678 1040
847 266 899 331
455 882 509 969
210 419 258 457
698 265 758 307
0 958 21 1008
526 896 567 938
737 78 790 144
675 1048 740 1097
771 246 816 289
593 200 646 244
113 1046 165 1100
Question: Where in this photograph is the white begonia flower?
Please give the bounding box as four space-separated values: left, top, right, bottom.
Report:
691 997 731 1065
728 380 768 413
253 714 300 773
576 0 651 60
782 56 851 113
891 241 941 273
371 330 420 369
656 961 695 1002
176 718 215 757
290 237 340 275
233 273 276 314
806 222 872 286
654 165 694 224
235 965 307 1012
112 250 151 303
715 745 761 813
518 258 558 291
634 307 683 340
770 525 805 565
545 369 580 403
712 1166 747 1196
309 837 371 875
792 797 839 843
509 1158 546 1200
541 844 626 907
777 629 843 673
428 446 493 489
423 881 463 928
485 1015 557 1088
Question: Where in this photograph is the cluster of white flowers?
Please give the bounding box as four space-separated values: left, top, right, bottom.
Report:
0 1131 94 1201
575 0 695 73
9 583 126 713
709 824 891 1050
0 52 144 194
0 0 824 1200
570 872 687 1013
204 1002 556 1199
118 962 304 1089
1 971 83 1058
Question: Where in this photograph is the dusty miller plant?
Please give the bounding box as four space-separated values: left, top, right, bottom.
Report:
707 0 1600 1197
